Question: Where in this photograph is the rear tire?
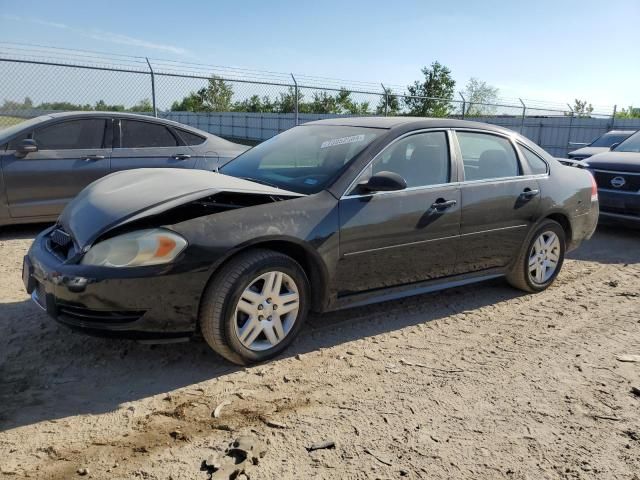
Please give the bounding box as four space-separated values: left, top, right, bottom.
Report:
199 249 309 365
506 219 566 293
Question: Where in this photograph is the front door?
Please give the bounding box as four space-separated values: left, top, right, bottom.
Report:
453 130 541 273
336 131 461 295
1 117 111 218
110 119 197 172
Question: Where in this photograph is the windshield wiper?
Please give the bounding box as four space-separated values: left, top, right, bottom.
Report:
239 177 280 189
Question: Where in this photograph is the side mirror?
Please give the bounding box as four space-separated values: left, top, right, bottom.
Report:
16 139 38 158
358 171 407 193
609 142 620 151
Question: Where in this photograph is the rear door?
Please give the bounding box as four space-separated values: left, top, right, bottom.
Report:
1 117 111 218
453 130 541 274
110 118 198 172
336 130 461 294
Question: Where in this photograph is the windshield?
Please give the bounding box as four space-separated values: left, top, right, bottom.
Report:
613 131 640 153
220 125 382 194
591 131 634 147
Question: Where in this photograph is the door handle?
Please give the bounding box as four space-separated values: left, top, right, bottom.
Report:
430 199 457 210
84 155 105 162
173 153 191 160
520 188 540 199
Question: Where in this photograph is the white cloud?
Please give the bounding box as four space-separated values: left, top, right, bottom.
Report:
2 14 188 56
88 30 188 55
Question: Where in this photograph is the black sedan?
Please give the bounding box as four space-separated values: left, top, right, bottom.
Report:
23 118 599 364
0 111 247 226
584 130 640 226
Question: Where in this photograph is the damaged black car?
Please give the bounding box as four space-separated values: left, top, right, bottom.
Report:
23 118 599 364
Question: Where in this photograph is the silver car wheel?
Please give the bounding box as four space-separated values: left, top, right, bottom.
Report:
528 231 561 285
233 271 300 351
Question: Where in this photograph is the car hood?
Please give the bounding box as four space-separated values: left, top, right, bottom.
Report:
585 152 640 173
568 146 609 158
59 168 303 249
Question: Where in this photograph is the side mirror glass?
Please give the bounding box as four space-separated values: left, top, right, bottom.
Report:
609 142 620 151
358 171 407 193
16 139 38 158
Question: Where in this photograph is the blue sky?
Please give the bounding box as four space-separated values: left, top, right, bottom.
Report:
1 0 639 108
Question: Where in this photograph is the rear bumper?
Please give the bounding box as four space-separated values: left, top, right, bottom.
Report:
567 203 599 252
24 230 210 339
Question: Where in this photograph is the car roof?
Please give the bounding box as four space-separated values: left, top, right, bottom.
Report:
47 111 202 131
305 116 516 135
602 130 636 134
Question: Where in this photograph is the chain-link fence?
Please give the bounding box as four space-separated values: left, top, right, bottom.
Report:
1 42 632 157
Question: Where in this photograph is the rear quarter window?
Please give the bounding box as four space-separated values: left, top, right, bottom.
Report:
177 129 206 146
519 144 549 174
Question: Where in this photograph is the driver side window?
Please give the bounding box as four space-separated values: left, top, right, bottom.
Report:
363 131 450 189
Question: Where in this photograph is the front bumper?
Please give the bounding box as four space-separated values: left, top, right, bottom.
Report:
23 229 210 339
598 189 640 226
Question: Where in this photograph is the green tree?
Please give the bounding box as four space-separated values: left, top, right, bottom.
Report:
129 98 153 112
376 89 401 115
404 62 456 117
462 78 499 116
569 99 594 118
614 106 640 119
94 100 125 111
171 76 234 112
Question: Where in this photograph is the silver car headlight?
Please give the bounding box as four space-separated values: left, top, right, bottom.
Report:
81 229 188 267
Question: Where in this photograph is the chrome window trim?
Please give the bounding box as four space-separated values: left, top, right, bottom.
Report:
340 128 453 199
344 224 528 257
458 172 549 186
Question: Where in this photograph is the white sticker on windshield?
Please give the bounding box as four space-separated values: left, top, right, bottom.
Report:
320 134 365 149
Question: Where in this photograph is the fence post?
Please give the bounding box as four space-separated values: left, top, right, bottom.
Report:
291 73 299 126
458 92 466 119
566 104 574 155
612 104 617 127
518 98 526 134
381 83 389 116
145 57 158 117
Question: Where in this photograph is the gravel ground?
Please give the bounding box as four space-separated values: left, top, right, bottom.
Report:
0 224 639 480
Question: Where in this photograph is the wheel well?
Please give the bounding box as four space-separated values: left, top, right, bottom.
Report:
545 213 572 243
208 241 328 313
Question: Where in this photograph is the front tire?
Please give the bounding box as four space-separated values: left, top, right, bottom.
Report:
506 220 566 293
199 249 309 365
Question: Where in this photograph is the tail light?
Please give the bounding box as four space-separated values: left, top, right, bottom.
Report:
590 173 598 202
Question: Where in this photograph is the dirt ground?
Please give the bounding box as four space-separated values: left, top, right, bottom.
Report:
0 224 639 480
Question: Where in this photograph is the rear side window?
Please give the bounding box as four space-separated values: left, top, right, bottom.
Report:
177 129 206 146
34 119 106 150
121 120 178 148
457 131 520 181
519 145 548 174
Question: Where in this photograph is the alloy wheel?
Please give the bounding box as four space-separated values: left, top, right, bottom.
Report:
528 231 561 285
233 271 300 351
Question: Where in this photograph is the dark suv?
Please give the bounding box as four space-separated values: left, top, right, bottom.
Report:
585 130 640 225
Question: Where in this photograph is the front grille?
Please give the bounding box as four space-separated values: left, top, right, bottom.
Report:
46 227 76 261
593 170 640 192
51 228 72 248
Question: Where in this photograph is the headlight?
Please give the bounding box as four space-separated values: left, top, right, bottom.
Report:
81 229 187 267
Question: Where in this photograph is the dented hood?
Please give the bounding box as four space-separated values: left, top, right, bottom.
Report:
59 168 303 249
